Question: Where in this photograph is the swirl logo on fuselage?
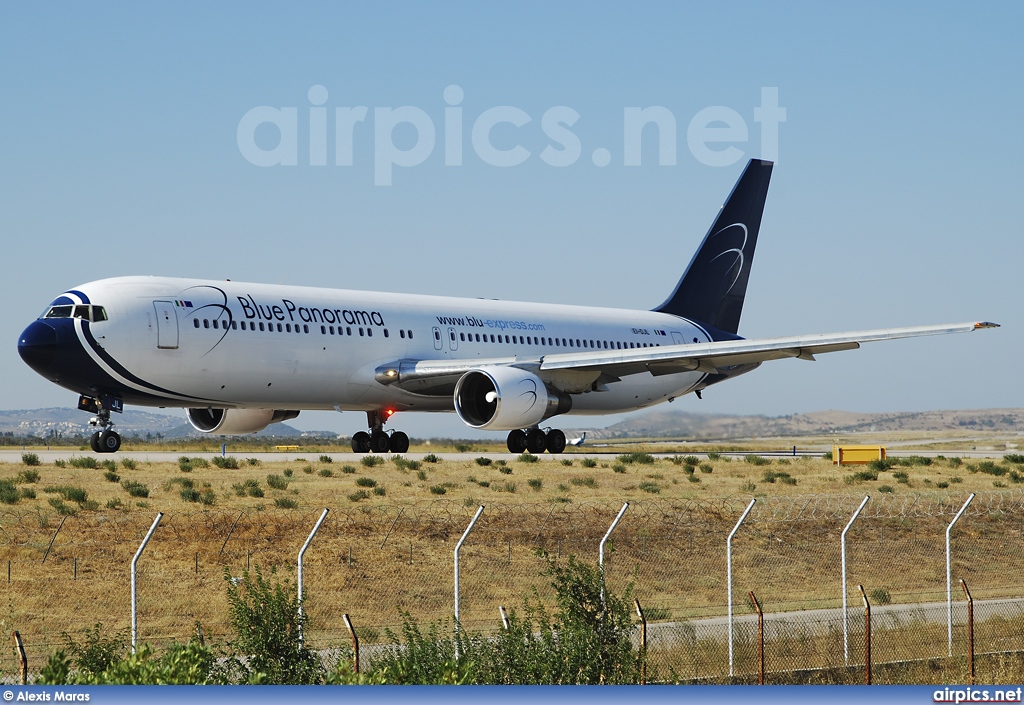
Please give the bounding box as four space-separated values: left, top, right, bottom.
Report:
179 285 233 356
705 223 749 296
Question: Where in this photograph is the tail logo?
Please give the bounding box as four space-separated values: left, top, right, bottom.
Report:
706 222 748 296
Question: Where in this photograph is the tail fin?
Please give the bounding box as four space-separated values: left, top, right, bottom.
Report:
654 159 773 334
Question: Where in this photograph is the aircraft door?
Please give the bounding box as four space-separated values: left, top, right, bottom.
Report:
154 301 179 349
448 327 458 351
671 331 685 345
432 326 443 351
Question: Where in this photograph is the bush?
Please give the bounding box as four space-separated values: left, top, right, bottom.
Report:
101 459 117 472
373 486 387 496
699 464 714 474
498 466 513 475
212 456 239 469
231 479 263 498
893 471 910 485
517 453 539 464
744 455 770 466
223 566 322 684
0 480 20 505
68 457 98 469
527 478 543 491
569 477 597 488
342 465 356 474
1004 454 1024 464
429 485 447 495
319 455 333 464
869 588 891 605
121 480 149 498
355 477 377 488
682 456 700 467
612 464 626 474
361 456 384 468
475 457 493 467
22 453 40 466
18 469 40 483
581 458 598 468
348 490 369 502
318 468 333 477
245 458 261 466
706 452 721 461
560 459 573 466
617 452 654 465
302 465 314 474
423 454 441 464
638 481 660 494
266 474 289 490
20 488 35 500
416 470 427 481
274 498 298 509
878 484 895 493
976 461 1007 476
948 457 963 468
54 459 66 468
104 470 121 483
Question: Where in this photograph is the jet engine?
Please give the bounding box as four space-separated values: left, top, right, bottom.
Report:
186 408 300 435
454 367 571 431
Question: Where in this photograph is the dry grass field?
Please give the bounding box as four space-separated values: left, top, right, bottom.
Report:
1 446 1022 681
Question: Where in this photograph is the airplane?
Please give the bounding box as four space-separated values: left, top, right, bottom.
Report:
17 159 998 454
567 432 586 448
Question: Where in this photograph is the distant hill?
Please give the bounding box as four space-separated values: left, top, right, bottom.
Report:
0 408 309 439
589 408 1024 440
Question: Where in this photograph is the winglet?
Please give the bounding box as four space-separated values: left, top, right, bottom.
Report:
974 322 1000 329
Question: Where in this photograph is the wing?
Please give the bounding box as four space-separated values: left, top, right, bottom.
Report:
375 321 999 395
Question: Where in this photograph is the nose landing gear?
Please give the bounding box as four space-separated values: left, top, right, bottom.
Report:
81 396 122 453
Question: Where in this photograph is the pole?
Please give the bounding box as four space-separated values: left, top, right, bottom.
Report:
131 512 163 653
749 591 764 685
859 585 871 685
219 510 244 556
41 516 67 564
600 502 629 610
13 631 27 685
728 499 756 678
842 496 870 665
298 508 329 645
454 505 484 658
947 493 975 656
343 613 359 674
962 580 974 685
635 598 647 685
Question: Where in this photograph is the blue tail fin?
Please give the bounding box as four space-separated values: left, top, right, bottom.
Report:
654 159 773 334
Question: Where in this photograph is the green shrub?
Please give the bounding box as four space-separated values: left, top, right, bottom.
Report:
20 488 35 500
502 481 517 493
878 484 895 493
617 452 654 465
342 465 356 474
178 457 193 473
429 485 447 495
282 468 293 478
893 471 910 485
348 490 369 502
498 466 513 475
706 452 721 461
302 465 314 474
22 453 40 466
319 455 333 464
569 477 597 488
423 454 441 463
355 477 377 488
612 464 626 474
361 456 384 468
1004 454 1024 464
682 455 700 466
49 498 75 515
475 457 493 467
416 470 427 481
581 458 597 468
101 459 117 472
517 453 539 464
740 481 755 491
869 588 891 605
212 456 239 469
266 474 289 490
246 458 261 466
121 480 149 498
54 459 66 468
103 471 121 483
948 457 963 468
274 498 299 509
527 478 543 491
560 459 573 467
231 479 263 498
638 481 660 494
0 480 20 505
18 469 40 483
822 450 833 461
116 457 134 470
318 468 333 478
372 486 386 496
745 455 770 466
68 457 98 469
699 464 713 474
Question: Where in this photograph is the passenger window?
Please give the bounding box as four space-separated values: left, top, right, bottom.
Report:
259 322 265 331
400 329 405 339
303 325 309 333
460 333 465 341
347 327 352 336
232 321 237 330
193 319 199 328
367 328 372 337
359 328 364 336
434 330 441 341
286 324 292 333
276 323 282 332
321 326 326 334
408 330 413 339
384 329 389 338
203 320 209 329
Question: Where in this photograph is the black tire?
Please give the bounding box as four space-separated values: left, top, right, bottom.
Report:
370 431 391 453
351 431 371 453
546 429 566 454
507 429 527 454
90 431 102 453
526 429 547 454
390 431 410 454
99 430 121 453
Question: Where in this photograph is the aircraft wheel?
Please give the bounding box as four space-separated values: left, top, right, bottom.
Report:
507 429 527 454
370 430 391 453
545 429 566 454
90 431 102 453
351 431 371 453
526 429 547 454
390 431 410 454
99 430 121 453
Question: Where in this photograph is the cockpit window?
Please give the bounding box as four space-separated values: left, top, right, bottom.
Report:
42 305 108 322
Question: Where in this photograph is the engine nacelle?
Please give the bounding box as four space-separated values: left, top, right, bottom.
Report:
454 367 571 431
186 408 300 435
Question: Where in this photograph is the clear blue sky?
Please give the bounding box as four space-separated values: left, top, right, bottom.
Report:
2 2 1021 438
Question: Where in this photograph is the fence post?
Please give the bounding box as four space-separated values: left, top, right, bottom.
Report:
947 493 975 656
600 502 629 611
297 508 329 645
842 496 870 665
962 579 974 685
131 512 163 653
13 631 27 685
41 515 67 564
343 613 359 674
728 499 756 678
858 585 871 684
454 505 484 659
219 510 244 556
635 598 647 685
749 591 764 685
499 605 510 630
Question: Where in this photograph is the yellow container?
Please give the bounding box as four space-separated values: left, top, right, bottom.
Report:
833 445 886 465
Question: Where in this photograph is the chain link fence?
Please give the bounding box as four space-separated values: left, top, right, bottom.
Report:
1 491 1022 681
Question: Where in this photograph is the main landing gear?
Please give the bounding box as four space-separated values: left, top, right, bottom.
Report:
351 410 410 454
506 427 566 454
80 397 122 454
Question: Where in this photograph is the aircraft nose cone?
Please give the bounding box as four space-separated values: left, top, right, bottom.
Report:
18 320 58 377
